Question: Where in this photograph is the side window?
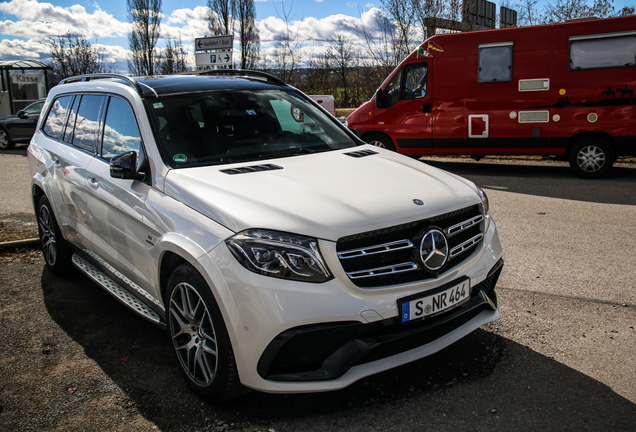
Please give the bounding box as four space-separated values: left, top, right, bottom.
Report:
72 95 105 153
381 68 403 108
478 43 513 82
63 95 80 144
42 96 73 140
570 35 636 70
101 97 142 159
24 101 44 115
403 64 428 100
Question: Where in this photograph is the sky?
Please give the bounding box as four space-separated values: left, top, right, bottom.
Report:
0 0 634 72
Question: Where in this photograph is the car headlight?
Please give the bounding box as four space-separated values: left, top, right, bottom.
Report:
476 186 489 215
226 229 332 283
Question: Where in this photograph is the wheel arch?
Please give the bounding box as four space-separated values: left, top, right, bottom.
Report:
566 131 617 161
155 238 239 334
31 184 46 214
361 131 396 151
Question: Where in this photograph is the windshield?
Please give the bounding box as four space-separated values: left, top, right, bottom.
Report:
147 89 356 168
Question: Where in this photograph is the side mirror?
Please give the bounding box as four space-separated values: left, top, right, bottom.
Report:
375 88 387 109
16 110 26 118
110 151 145 181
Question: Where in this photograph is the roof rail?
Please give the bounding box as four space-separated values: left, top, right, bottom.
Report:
180 69 287 86
58 74 146 96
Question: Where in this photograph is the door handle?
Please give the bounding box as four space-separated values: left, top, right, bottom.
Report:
422 103 432 113
87 175 99 189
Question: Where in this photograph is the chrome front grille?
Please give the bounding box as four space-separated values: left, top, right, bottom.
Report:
336 205 484 288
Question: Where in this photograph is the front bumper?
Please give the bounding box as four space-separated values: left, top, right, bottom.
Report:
200 215 503 394
259 259 502 381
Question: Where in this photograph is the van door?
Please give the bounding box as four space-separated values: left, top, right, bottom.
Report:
374 63 433 152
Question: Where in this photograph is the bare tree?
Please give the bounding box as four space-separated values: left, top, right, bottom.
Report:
48 32 115 85
326 34 358 107
155 36 190 74
515 0 544 25
271 1 303 85
359 7 409 77
236 0 260 69
618 5 635 16
380 0 419 57
207 0 234 35
542 0 614 23
127 0 162 76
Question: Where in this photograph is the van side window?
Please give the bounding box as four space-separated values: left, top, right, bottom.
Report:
42 96 73 140
570 34 636 70
101 97 142 159
72 95 105 153
403 64 428 100
478 43 513 82
382 69 403 107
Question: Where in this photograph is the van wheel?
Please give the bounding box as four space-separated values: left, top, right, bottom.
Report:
167 264 247 402
568 138 614 179
37 195 73 275
0 129 14 150
365 134 395 152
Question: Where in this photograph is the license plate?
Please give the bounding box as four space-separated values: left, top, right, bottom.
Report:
399 279 470 323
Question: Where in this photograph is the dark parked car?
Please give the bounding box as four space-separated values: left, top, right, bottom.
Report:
0 99 45 150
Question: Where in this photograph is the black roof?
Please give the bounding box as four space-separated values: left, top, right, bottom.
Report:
59 70 288 98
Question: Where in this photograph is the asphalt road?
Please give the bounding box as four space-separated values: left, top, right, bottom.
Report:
1 149 635 431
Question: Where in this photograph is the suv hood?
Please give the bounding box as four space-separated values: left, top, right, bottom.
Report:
164 147 482 241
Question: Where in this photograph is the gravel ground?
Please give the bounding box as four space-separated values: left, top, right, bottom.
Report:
1 153 635 431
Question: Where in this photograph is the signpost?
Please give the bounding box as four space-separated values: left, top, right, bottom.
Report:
195 35 233 68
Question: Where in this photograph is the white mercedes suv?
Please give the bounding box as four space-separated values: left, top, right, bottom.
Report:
28 71 504 401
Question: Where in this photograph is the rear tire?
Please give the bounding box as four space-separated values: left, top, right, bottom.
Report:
365 134 396 152
167 264 247 402
0 129 14 150
569 137 614 179
37 195 73 275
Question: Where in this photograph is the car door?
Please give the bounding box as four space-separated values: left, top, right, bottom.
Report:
10 100 43 141
41 94 103 251
373 63 433 150
83 95 155 299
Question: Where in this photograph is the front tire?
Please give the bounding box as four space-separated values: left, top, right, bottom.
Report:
167 264 246 402
365 133 396 152
0 128 14 150
569 138 615 179
37 195 73 275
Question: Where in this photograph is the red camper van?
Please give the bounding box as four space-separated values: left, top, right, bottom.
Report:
346 15 636 178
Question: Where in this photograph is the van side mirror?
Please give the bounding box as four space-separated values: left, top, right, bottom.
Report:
375 88 388 108
16 110 27 118
110 151 145 181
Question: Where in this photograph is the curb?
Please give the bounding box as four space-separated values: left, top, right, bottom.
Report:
0 238 40 250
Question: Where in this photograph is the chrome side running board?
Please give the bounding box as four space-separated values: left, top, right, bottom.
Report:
72 253 162 325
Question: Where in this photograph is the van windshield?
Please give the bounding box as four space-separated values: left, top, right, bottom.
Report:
147 89 356 168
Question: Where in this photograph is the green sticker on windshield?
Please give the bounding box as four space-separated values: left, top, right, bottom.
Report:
153 102 164 109
173 154 187 163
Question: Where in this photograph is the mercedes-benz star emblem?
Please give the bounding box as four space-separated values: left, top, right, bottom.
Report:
420 229 449 271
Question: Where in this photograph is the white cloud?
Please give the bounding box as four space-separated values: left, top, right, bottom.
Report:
0 1 387 68
0 0 129 40
0 38 49 60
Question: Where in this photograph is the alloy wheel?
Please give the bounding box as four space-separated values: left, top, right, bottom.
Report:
169 282 219 386
576 145 606 173
38 204 57 266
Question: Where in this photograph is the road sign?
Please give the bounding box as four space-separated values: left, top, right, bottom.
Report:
195 52 233 66
195 35 233 52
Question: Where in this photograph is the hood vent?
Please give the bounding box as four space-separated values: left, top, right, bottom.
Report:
345 149 379 158
221 164 283 175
